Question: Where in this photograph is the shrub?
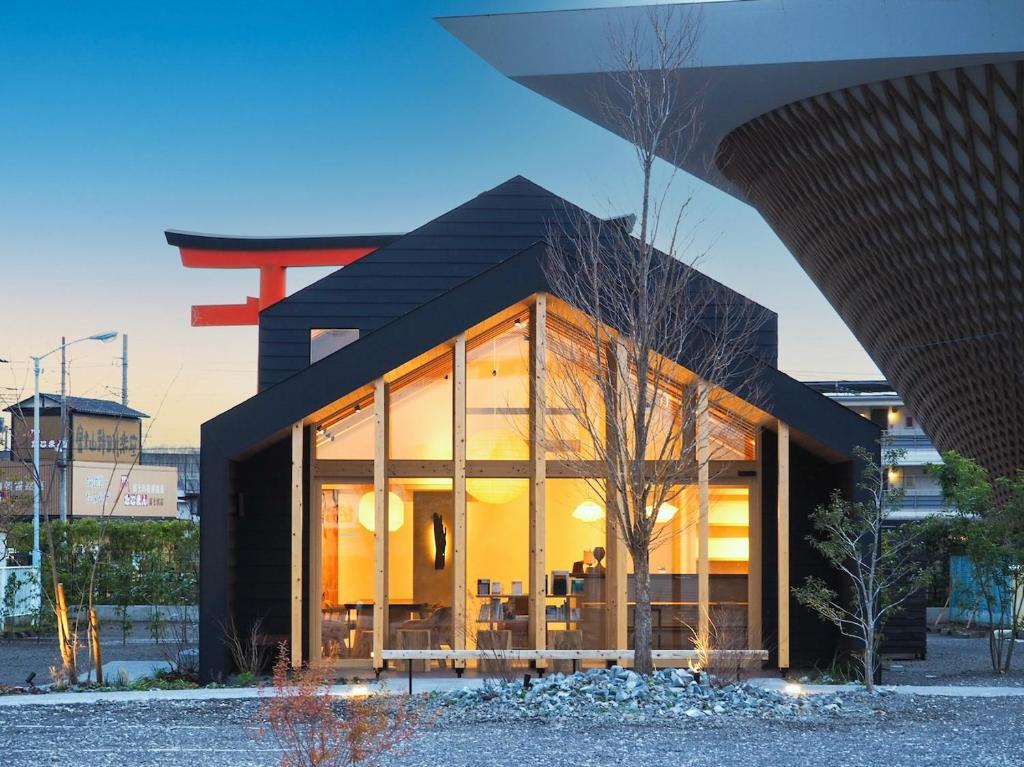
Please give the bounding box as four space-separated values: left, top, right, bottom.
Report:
260 643 420 767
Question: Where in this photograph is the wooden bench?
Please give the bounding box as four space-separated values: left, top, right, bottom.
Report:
379 648 769 693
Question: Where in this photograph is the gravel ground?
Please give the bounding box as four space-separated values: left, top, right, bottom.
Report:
0 627 180 687
0 694 1020 767
885 633 1024 687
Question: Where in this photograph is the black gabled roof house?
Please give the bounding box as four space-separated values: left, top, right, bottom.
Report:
196 176 888 680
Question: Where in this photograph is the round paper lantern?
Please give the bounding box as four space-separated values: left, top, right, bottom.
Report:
572 500 605 522
357 491 405 532
467 427 527 504
645 502 678 524
471 426 527 461
467 477 526 505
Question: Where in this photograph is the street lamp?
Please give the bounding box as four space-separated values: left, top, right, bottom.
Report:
29 331 118 568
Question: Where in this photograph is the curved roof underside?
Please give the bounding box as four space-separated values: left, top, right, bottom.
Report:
439 0 1024 200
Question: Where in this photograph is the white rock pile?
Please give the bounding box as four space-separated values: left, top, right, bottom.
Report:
431 666 856 723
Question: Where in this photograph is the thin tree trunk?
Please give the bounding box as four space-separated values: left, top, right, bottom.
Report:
632 548 654 675
89 608 103 686
55 582 77 683
862 642 875 694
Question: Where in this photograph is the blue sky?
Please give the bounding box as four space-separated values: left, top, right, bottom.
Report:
0 1 879 446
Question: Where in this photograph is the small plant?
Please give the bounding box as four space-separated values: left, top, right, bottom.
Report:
259 643 421 767
794 444 932 692
237 671 257 687
221 615 269 677
48 663 69 690
128 669 199 691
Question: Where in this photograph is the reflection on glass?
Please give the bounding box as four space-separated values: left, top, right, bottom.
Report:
320 483 374 659
627 486 751 650
467 317 530 461
316 390 374 460
467 479 530 651
390 351 453 459
546 479 608 657
386 479 454 665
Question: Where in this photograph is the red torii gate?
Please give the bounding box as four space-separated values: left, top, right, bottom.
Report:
165 230 403 326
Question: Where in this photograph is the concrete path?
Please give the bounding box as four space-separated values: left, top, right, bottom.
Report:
2 674 1023 707
0 675 488 707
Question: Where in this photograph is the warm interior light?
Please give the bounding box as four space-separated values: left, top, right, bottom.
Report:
357 491 405 532
645 503 678 524
467 478 525 505
467 428 527 504
572 500 605 522
709 537 750 561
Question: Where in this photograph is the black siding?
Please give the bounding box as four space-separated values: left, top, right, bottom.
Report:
761 428 866 669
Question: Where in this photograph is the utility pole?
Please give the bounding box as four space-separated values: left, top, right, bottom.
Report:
121 334 128 406
59 337 68 522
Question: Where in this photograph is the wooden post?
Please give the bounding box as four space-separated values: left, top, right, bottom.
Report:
696 381 711 640
290 421 303 669
89 607 103 685
606 341 629 658
777 421 790 669
748 433 763 650
452 334 467 663
373 378 388 671
606 492 628 654
308 478 323 666
529 297 547 665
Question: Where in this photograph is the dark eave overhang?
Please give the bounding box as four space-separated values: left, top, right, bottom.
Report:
203 242 877 467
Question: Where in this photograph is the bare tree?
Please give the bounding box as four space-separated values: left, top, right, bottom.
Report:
793 445 933 692
542 6 768 676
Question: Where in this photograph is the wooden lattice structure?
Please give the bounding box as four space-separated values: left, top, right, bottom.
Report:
717 61 1024 481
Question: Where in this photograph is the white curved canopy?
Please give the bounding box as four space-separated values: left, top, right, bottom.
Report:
440 0 1024 200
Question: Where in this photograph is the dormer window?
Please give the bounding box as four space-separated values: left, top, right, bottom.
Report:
310 329 359 364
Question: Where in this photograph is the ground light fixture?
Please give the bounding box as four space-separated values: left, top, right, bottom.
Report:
29 331 118 569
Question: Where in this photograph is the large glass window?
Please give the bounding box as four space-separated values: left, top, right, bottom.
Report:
320 483 375 660
386 479 454 660
546 315 604 461
628 485 697 650
314 298 763 665
708 486 751 648
467 479 530 650
626 485 751 650
467 315 530 461
545 479 608 651
389 351 453 460
316 389 374 460
310 328 359 364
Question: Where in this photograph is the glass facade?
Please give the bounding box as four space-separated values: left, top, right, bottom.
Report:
386 479 455 660
316 388 374 460
467 315 530 462
545 479 608 652
389 352 453 460
315 297 760 667
320 483 374 659
467 479 530 650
